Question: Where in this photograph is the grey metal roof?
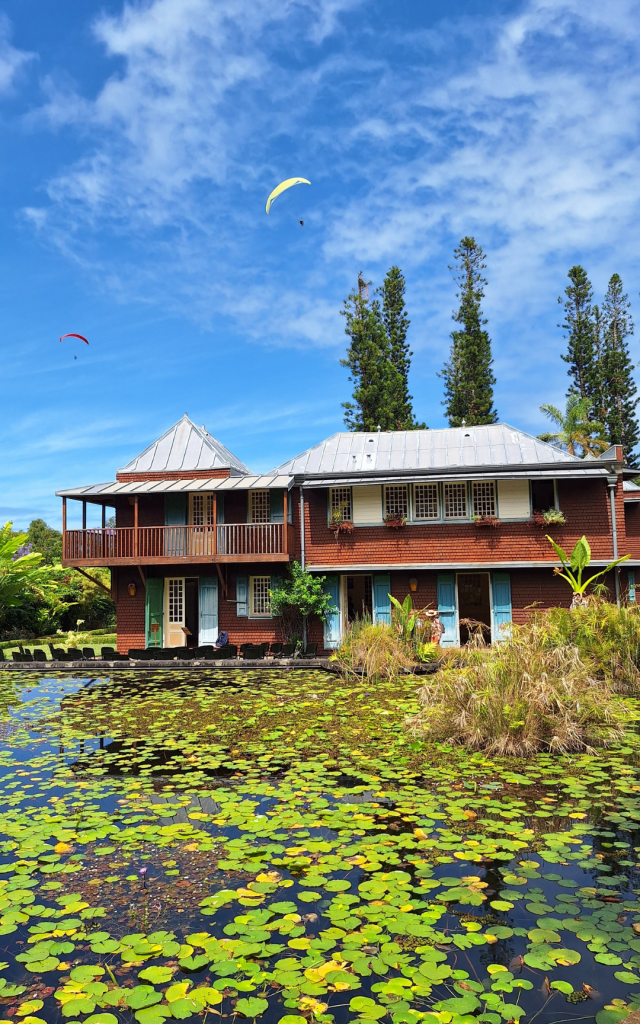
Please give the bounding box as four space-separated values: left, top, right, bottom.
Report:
56 475 294 501
624 480 640 492
272 424 584 478
118 415 251 476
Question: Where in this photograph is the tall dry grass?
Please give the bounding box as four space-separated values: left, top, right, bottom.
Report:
409 617 628 755
333 617 415 682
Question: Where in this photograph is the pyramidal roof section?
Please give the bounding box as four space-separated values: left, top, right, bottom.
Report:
271 423 584 476
118 415 252 476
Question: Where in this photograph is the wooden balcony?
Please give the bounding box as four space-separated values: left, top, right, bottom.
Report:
62 524 295 566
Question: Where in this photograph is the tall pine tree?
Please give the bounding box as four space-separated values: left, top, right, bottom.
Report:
601 273 639 460
340 274 402 432
440 237 497 427
341 270 424 431
559 266 596 401
381 267 425 430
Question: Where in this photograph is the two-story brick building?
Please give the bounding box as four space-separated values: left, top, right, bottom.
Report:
57 415 638 653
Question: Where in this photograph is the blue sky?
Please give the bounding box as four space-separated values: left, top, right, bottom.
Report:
1 0 640 529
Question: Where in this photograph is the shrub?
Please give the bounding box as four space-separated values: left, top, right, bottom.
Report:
333 617 414 682
409 617 628 755
541 598 640 686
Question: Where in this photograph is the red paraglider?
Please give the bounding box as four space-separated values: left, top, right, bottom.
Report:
60 333 89 344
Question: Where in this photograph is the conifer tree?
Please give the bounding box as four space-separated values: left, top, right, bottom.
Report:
559 266 596 401
340 274 402 432
440 237 497 427
601 273 639 460
381 267 425 429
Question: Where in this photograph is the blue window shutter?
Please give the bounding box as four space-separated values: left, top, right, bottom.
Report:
270 490 284 523
437 573 458 646
323 576 341 649
629 570 636 603
164 494 187 525
236 576 248 617
145 578 164 647
199 577 218 644
373 574 391 625
491 572 512 641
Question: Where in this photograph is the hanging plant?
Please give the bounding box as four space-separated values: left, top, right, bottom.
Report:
329 520 355 541
384 513 407 529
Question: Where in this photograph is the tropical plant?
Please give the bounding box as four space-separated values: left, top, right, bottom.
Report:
270 562 336 643
389 594 416 641
547 534 629 605
0 522 60 625
538 395 608 457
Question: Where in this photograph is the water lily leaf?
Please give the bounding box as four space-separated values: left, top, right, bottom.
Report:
235 997 269 1017
297 892 321 903
613 970 639 983
594 952 623 965
138 967 174 984
15 1001 44 1016
550 981 573 994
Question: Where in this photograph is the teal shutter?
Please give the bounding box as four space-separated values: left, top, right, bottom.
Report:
323 576 341 649
145 578 164 647
437 573 458 646
217 494 225 524
236 576 248 617
491 572 512 641
629 570 636 603
164 494 187 525
199 577 218 643
164 494 187 557
270 490 284 523
373 574 391 625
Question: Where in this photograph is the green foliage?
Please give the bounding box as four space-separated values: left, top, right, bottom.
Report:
440 237 497 427
0 522 60 626
600 273 639 462
27 519 62 564
340 269 424 431
542 597 640 683
269 562 334 621
538 394 607 457
547 534 629 595
389 594 415 641
559 265 596 401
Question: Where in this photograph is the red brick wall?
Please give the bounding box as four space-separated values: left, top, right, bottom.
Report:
116 469 231 482
302 478 622 568
624 503 640 559
115 568 146 652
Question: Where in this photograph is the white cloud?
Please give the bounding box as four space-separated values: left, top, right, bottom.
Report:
0 14 34 94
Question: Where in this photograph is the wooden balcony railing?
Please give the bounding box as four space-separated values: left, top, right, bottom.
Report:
62 523 295 565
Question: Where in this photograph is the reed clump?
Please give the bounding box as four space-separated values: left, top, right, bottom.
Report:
333 616 415 682
410 615 629 755
540 598 640 686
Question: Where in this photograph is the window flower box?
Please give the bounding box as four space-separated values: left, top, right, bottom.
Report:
329 520 355 540
472 515 500 528
384 514 407 528
532 508 567 527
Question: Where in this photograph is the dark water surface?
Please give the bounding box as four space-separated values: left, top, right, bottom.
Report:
0 669 639 1024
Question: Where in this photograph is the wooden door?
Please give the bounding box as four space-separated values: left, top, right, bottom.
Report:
165 577 186 647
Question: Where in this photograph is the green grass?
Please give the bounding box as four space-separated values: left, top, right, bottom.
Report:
0 627 116 656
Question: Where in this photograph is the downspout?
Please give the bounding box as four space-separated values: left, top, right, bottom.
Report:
608 480 621 609
300 485 307 649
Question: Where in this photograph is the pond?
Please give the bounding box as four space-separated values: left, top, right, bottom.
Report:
0 668 639 1024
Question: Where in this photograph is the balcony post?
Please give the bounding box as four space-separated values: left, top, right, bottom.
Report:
62 498 67 559
134 496 139 557
102 505 106 529
283 489 288 554
213 494 217 556
82 501 86 559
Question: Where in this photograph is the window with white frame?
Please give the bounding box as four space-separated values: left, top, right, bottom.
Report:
385 484 408 520
250 576 271 617
168 578 184 623
191 493 215 526
444 482 468 519
250 490 270 523
473 481 496 518
414 483 439 520
330 487 352 522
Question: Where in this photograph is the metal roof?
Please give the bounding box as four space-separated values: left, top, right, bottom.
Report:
624 480 640 501
272 423 585 478
118 415 251 476
56 475 294 501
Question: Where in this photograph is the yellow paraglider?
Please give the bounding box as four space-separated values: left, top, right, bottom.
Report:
265 177 311 214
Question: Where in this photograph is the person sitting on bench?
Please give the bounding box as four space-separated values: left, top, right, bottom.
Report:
214 630 229 649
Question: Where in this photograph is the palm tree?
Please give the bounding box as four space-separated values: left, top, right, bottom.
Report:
538 395 608 457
